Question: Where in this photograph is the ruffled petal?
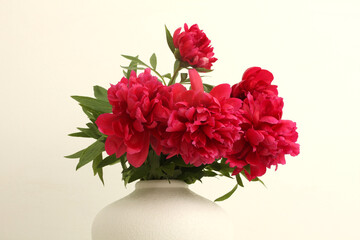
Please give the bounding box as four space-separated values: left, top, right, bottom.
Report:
246 128 264 146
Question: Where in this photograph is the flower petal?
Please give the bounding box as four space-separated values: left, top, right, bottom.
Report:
126 131 149 154
105 135 126 158
210 84 231 101
246 128 264 146
95 113 117 135
260 116 279 124
242 67 261 81
189 69 204 92
171 83 187 103
127 137 150 168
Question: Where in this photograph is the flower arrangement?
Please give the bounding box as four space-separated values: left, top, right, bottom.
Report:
66 24 300 201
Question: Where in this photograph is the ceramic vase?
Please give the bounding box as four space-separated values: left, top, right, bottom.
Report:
92 180 234 240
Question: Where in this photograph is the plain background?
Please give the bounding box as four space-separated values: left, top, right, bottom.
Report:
1 0 359 239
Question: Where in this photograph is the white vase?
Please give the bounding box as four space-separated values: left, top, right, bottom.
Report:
92 180 235 240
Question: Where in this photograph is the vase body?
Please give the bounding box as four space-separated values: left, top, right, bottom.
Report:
92 180 234 240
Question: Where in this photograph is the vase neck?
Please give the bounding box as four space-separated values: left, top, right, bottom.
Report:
135 180 188 189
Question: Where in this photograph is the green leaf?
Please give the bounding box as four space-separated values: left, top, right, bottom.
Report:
76 140 105 170
93 85 108 101
86 122 103 139
77 127 100 139
162 73 171 79
202 171 217 177
97 168 104 184
92 153 102 174
92 154 104 184
128 165 149 183
239 167 266 188
147 150 163 179
220 171 233 178
86 122 99 132
122 55 148 67
121 65 146 71
203 83 214 93
161 162 176 177
172 156 193 167
208 160 233 178
126 55 139 78
120 155 128 170
71 96 112 113
165 25 175 53
97 154 121 168
180 73 188 83
174 60 180 73
65 149 85 159
243 164 251 173
195 67 213 73
236 174 244 187
208 162 221 171
81 106 96 122
177 165 207 183
174 49 181 60
68 132 91 138
252 177 267 188
123 172 131 186
214 184 238 202
122 165 132 186
150 53 157 70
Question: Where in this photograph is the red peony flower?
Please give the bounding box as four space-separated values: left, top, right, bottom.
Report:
148 84 174 156
173 23 217 70
231 67 278 100
161 69 242 166
226 91 300 180
96 68 171 168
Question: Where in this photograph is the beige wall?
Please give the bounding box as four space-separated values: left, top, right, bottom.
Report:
1 0 359 239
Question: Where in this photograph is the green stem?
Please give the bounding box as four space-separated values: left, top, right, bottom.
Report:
151 69 167 85
168 63 182 86
120 156 127 170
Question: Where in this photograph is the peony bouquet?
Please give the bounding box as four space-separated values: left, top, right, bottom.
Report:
66 24 300 200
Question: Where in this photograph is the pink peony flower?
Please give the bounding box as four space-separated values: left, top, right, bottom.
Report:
226 91 300 180
231 67 278 100
161 69 242 166
96 69 171 168
173 23 217 69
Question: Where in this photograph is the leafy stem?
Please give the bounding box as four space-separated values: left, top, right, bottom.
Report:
168 60 182 86
152 69 167 85
121 54 167 85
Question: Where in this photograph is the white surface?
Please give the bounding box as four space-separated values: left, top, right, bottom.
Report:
92 180 233 240
0 0 359 239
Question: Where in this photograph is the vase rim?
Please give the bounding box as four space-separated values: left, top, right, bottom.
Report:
135 179 188 189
